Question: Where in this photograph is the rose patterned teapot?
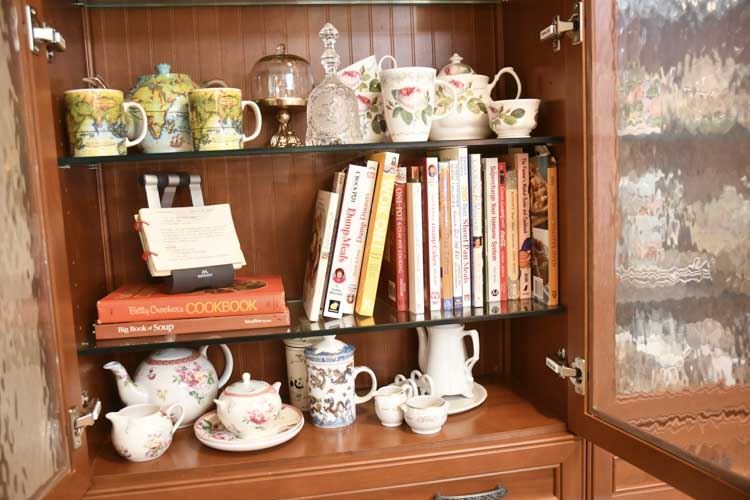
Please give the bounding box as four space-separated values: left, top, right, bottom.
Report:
214 372 282 437
104 345 233 427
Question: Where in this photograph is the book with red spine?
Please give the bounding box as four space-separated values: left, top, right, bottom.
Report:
381 167 409 311
96 275 286 324
94 308 291 339
498 161 508 301
406 167 424 314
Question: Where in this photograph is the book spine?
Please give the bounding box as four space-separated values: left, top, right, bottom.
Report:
95 310 291 339
321 171 347 305
448 159 463 309
406 177 424 314
322 164 372 319
96 291 286 323
482 158 499 301
388 168 409 311
498 162 508 302
469 153 483 307
517 153 532 299
355 153 398 316
505 165 520 300
458 148 471 307
303 191 339 322
422 157 442 311
340 160 378 315
547 159 559 305
437 162 454 311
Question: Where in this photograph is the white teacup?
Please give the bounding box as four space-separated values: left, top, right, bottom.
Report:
355 91 388 143
338 55 380 93
379 56 456 142
374 384 415 427
485 67 540 138
400 395 448 435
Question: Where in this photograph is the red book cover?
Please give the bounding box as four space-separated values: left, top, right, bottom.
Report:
97 275 286 324
381 167 408 311
95 308 291 339
498 162 508 301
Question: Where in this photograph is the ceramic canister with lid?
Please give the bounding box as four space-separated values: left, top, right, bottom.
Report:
429 53 493 141
283 337 322 411
304 335 377 428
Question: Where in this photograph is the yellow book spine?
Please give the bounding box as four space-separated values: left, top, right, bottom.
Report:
355 152 399 316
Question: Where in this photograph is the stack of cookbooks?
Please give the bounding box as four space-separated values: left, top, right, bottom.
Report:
94 275 290 339
301 144 559 320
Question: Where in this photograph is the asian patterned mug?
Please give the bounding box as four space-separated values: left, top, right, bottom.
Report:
378 56 456 142
65 88 148 157
188 87 262 151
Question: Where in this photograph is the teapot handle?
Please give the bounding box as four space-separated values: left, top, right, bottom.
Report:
463 330 480 381
486 67 522 101
200 344 234 388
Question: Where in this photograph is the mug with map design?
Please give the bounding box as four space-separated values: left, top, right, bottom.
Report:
65 88 147 157
188 87 262 151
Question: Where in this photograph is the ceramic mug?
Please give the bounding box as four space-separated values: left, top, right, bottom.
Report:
106 403 184 462
188 87 262 151
65 88 148 157
338 55 380 93
374 384 415 427
355 91 388 143
485 67 540 138
400 395 449 435
378 55 457 142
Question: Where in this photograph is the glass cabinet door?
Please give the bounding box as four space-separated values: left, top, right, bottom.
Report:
588 0 749 493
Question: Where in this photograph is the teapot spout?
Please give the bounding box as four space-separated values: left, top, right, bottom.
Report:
417 327 428 373
104 361 149 406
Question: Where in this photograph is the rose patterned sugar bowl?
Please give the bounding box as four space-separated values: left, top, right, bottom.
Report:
430 53 493 141
214 372 282 437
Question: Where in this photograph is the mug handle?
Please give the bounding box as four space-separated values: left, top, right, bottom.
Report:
378 55 398 73
433 80 457 121
352 366 378 404
199 344 234 388
487 67 522 100
419 374 434 395
201 79 228 88
403 379 418 398
240 100 263 143
163 403 185 433
123 102 148 148
463 329 480 380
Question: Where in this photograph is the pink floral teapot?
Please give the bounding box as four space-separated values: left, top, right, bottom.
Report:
104 345 233 427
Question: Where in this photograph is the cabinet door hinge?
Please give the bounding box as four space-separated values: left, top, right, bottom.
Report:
68 392 101 449
25 5 66 61
546 348 585 395
540 1 583 52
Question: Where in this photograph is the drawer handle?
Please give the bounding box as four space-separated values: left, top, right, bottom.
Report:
435 484 508 500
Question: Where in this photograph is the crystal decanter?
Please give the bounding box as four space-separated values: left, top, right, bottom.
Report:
305 23 362 145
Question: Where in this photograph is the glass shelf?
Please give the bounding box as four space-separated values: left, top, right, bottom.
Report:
58 136 564 167
78 298 563 355
74 0 504 7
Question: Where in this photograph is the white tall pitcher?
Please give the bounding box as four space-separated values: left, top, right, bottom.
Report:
416 324 479 398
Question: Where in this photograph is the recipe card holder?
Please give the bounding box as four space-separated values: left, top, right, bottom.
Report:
138 173 235 294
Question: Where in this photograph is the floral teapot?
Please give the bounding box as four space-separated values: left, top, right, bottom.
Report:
104 345 233 427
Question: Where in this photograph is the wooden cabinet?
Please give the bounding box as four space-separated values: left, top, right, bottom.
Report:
2 0 748 498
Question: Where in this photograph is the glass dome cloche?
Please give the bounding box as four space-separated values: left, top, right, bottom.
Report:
250 44 314 148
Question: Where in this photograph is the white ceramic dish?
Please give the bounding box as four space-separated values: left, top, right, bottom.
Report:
193 405 303 452
443 382 488 415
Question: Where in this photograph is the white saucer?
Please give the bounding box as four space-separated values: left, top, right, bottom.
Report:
194 405 304 452
444 382 488 415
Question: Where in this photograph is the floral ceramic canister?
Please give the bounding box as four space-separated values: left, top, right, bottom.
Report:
304 335 377 428
430 53 493 141
126 63 197 153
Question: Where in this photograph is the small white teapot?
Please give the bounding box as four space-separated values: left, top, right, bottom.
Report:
214 372 282 437
106 403 184 462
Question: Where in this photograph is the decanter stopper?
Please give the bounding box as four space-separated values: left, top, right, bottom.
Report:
319 23 341 75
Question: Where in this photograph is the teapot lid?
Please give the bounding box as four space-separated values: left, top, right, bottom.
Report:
304 335 354 362
146 347 199 365
438 53 476 76
223 372 272 396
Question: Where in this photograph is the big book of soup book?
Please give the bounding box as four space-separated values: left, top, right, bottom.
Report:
96 275 286 324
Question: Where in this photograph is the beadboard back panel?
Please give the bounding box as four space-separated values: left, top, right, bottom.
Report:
49 3 506 431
